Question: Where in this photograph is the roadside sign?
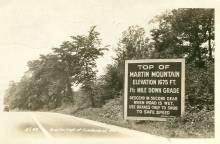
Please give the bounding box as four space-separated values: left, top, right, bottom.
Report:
124 59 185 121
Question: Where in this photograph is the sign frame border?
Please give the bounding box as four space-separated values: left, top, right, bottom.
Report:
124 59 185 121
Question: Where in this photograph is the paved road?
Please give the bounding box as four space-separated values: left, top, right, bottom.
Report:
0 112 168 144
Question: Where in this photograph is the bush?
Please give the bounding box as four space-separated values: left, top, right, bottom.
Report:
99 98 123 121
166 109 214 137
71 97 214 138
185 61 214 111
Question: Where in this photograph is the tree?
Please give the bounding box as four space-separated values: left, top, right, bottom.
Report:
4 26 106 110
6 54 69 110
73 26 107 107
52 41 80 104
27 54 68 108
97 26 152 104
5 75 37 110
150 8 214 67
101 64 123 100
4 81 17 108
53 26 107 107
150 9 215 109
115 25 153 62
108 26 153 96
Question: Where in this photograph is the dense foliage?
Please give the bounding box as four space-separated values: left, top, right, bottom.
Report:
101 8 214 110
5 26 106 110
4 9 214 112
150 9 214 110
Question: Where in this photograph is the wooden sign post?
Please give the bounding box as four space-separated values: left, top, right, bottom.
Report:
124 59 185 121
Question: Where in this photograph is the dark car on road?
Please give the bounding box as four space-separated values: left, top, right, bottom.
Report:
3 105 9 112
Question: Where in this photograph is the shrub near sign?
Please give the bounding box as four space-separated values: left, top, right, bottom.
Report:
124 59 185 121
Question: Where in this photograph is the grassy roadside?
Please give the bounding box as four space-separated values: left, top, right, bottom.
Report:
53 98 214 138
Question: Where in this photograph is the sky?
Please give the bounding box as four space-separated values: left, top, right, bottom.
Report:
0 0 219 108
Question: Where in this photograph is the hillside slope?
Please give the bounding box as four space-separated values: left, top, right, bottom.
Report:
55 98 214 138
